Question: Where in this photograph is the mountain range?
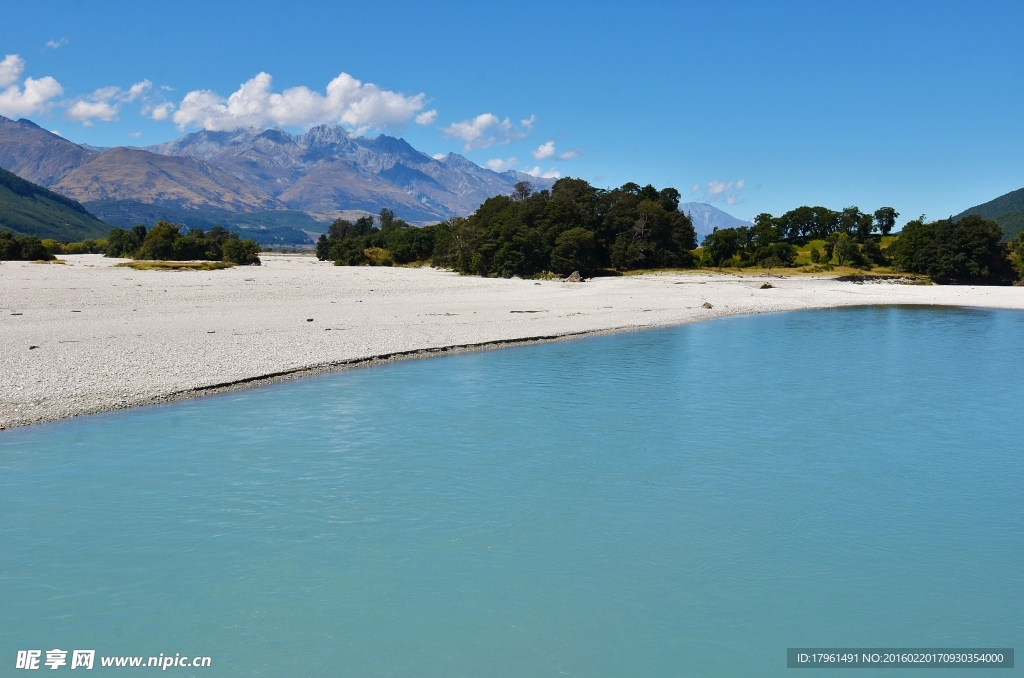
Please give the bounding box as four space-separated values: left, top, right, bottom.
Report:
0 116 554 245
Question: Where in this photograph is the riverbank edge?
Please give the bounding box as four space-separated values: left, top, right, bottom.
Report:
5 299 1022 432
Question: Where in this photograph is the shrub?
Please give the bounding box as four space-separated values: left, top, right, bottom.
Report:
65 239 107 254
1011 231 1024 283
329 239 368 266
222 237 261 265
862 238 887 265
363 247 393 266
702 227 743 267
20 238 49 260
171 232 211 260
41 239 65 256
0 231 22 259
754 242 796 267
14 235 51 260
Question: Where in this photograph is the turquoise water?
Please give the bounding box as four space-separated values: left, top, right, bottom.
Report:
1 306 1022 676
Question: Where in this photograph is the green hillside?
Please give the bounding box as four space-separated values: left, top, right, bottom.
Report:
0 166 109 240
955 186 1024 241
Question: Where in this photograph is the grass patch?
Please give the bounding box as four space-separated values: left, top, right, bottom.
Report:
363 247 393 266
116 261 236 271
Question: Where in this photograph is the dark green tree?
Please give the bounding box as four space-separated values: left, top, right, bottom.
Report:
550 227 598 274
873 207 899 236
0 232 52 260
222 237 261 265
512 180 533 202
106 225 147 258
135 222 180 260
702 227 743 267
378 208 397 233
887 215 1011 283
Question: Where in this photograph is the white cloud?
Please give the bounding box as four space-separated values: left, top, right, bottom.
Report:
50 129 61 136
146 102 174 121
432 152 448 160
696 179 746 205
127 131 142 138
414 109 437 125
64 80 154 124
0 54 26 88
170 71 427 134
66 99 118 122
442 113 498 149
442 112 534 150
532 140 555 160
557 149 580 160
127 80 152 102
525 166 560 179
486 157 517 172
0 56 63 118
0 54 152 124
44 38 68 50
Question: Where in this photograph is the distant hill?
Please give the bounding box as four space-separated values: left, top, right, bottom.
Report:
0 116 556 245
0 116 97 187
679 202 752 241
0 166 108 240
53 147 282 211
955 187 1024 241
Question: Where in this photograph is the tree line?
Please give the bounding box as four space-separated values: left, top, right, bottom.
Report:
0 223 261 265
317 180 698 276
314 180 1024 285
700 205 898 268
107 222 261 264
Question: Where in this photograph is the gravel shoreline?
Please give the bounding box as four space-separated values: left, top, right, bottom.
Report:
3 253 1023 430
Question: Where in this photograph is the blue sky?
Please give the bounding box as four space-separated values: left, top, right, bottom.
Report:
1 0 1022 224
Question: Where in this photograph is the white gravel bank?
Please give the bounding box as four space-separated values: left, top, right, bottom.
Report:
2 253 1023 430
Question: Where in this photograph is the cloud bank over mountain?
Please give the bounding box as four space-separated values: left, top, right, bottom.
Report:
169 72 432 135
0 54 587 194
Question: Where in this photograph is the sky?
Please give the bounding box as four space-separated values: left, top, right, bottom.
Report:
1 0 1023 224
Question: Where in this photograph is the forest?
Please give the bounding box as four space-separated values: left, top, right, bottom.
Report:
314 179 1024 285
